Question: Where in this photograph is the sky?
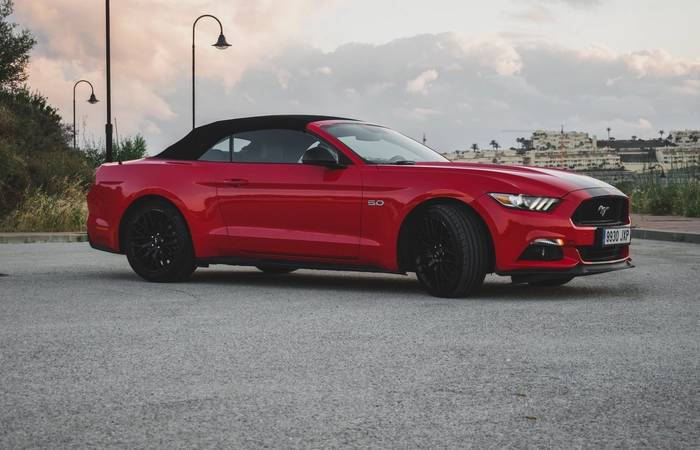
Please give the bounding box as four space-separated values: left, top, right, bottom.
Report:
11 0 700 154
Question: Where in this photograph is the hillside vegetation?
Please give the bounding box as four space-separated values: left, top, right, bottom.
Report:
0 0 145 232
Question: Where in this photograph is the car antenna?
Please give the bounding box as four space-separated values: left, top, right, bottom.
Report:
114 118 122 165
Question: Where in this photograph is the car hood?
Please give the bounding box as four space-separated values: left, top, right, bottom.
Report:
406 162 625 198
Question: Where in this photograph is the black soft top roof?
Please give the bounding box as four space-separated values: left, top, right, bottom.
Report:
153 115 355 161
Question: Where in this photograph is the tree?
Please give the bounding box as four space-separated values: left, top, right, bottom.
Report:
84 134 148 170
631 135 637 141
659 130 665 140
470 143 479 153
489 140 499 151
607 127 611 140
0 0 37 89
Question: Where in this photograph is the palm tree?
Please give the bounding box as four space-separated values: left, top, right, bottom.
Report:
659 130 665 140
489 140 499 151
607 127 611 140
470 143 479 152
631 135 637 141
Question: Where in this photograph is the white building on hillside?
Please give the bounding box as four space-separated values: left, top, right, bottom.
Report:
531 130 597 152
667 130 700 148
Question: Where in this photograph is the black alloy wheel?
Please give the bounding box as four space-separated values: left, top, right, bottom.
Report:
125 201 196 282
413 204 488 298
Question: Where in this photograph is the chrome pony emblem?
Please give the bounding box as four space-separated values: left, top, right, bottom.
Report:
598 205 610 217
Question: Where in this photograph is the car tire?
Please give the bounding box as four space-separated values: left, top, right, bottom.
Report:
124 201 196 282
255 266 298 274
413 204 488 298
527 276 574 287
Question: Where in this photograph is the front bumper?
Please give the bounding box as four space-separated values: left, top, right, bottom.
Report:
498 259 635 283
472 189 633 274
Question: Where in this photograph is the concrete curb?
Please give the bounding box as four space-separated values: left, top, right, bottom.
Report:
632 229 700 245
0 233 88 244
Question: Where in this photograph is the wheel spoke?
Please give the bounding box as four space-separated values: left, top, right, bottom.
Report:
414 215 457 291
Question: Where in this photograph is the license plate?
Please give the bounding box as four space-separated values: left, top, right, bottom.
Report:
602 227 631 246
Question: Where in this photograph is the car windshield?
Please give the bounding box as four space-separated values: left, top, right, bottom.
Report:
322 123 449 165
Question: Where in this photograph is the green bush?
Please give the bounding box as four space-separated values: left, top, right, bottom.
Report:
83 134 148 170
622 180 700 218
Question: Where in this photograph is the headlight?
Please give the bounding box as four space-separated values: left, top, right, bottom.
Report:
488 193 560 212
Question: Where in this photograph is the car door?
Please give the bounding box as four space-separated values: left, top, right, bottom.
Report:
214 129 363 259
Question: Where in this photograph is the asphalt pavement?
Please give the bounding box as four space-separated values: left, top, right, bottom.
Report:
0 239 698 448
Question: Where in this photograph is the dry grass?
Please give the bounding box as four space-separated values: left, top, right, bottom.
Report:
0 177 88 232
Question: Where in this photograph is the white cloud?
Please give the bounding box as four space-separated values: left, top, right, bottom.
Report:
637 119 653 130
450 33 523 76
675 79 700 96
606 76 622 86
623 49 700 78
277 69 292 89
406 70 438 95
394 107 442 121
503 5 556 23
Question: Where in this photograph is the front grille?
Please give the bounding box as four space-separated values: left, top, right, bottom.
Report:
571 197 627 226
577 246 625 262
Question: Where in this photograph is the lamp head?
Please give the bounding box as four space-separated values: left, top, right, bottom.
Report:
87 93 99 104
213 33 231 50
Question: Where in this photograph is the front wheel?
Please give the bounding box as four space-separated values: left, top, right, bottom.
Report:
413 204 488 298
124 201 196 282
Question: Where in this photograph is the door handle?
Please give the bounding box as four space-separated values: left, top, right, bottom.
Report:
221 179 249 187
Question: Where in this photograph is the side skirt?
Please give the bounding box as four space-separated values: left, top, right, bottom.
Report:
195 256 405 275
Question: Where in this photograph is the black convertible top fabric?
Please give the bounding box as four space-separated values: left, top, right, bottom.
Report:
153 115 355 161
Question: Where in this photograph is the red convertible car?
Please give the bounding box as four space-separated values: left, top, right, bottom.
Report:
87 115 633 297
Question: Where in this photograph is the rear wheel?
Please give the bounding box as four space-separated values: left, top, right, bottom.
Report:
124 201 196 282
413 204 488 298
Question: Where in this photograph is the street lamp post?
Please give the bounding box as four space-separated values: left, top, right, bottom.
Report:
72 80 99 150
105 0 113 163
192 14 231 129
649 164 666 185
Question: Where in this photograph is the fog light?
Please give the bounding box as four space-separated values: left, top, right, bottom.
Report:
518 240 565 261
532 238 564 246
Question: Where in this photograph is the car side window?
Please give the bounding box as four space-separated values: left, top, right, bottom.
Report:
198 136 231 162
231 129 328 164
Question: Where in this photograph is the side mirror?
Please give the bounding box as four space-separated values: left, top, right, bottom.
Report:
302 145 347 169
